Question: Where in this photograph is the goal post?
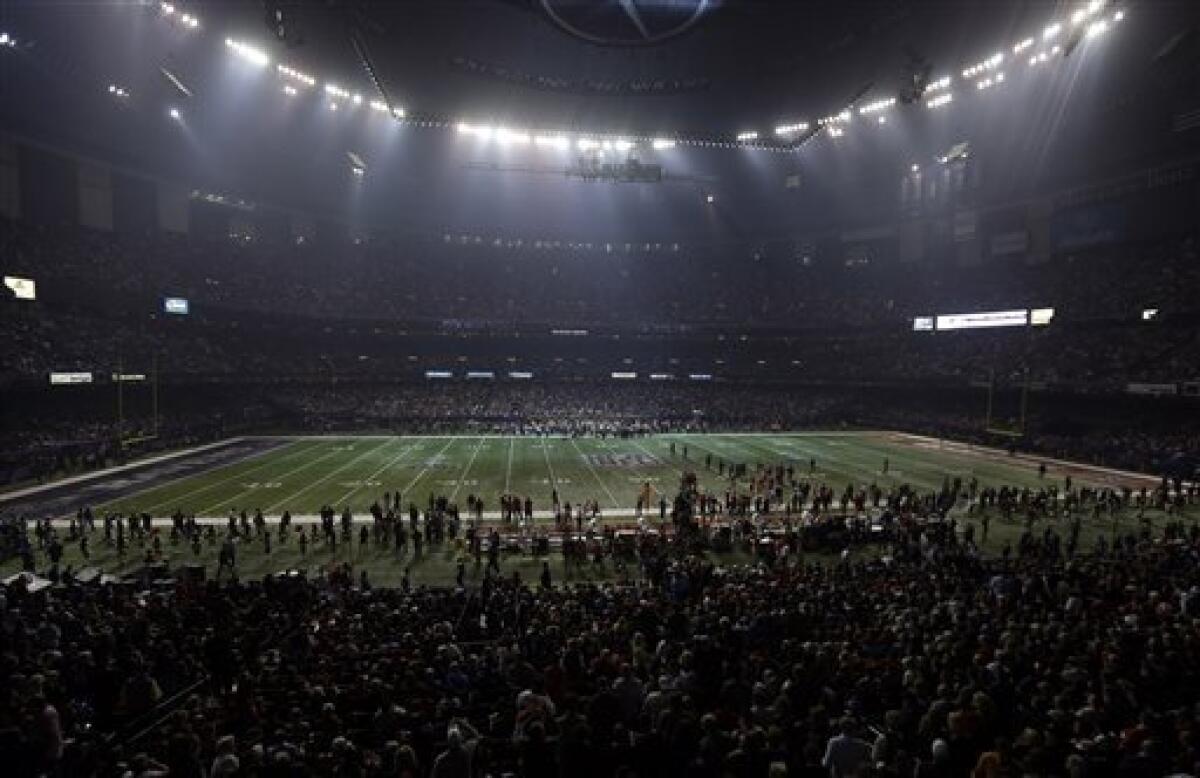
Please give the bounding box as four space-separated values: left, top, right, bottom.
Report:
982 366 1030 439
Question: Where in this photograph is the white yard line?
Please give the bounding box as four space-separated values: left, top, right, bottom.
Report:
135 441 314 514
399 437 458 499
261 438 396 514
198 441 354 515
450 437 487 501
571 438 622 510
541 438 561 501
331 439 424 507
504 436 515 494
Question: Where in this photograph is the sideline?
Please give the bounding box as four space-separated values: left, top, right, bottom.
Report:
0 438 249 503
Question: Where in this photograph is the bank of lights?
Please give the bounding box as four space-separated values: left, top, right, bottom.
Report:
962 53 1003 79
160 3 200 29
277 64 315 87
107 84 130 99
858 97 896 115
131 1 1126 152
818 110 852 126
774 122 808 136
0 32 15 48
976 73 1005 90
923 76 952 95
536 135 570 150
225 38 269 67
1012 38 1035 54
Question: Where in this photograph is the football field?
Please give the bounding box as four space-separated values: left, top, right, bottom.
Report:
4 431 1185 585
93 431 1155 519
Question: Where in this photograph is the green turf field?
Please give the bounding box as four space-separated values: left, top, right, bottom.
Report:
92 431 1153 518
8 432 1189 586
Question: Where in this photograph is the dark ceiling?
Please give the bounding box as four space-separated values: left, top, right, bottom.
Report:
137 0 1105 135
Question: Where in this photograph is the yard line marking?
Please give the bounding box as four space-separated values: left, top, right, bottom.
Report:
197 440 355 515
504 436 514 494
120 440 311 514
399 437 458 498
571 438 621 510
450 436 487 501
629 439 670 498
262 437 396 514
541 437 560 502
332 438 424 508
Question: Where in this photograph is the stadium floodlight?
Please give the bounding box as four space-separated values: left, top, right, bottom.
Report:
534 134 567 149
705 193 715 204
108 84 130 98
225 38 270 67
0 32 14 48
277 64 316 86
1072 8 1088 24
774 122 808 136
1043 22 1061 39
877 116 887 124
614 139 633 151
324 83 351 100
652 138 677 149
858 97 896 115
283 84 297 96
178 13 199 29
369 99 388 113
926 93 953 108
352 93 363 105
1088 0 1104 12
1013 37 1034 54
328 101 338 111
736 130 759 141
161 2 175 14
1087 19 1108 37
168 107 181 120
924 76 952 94
1113 9 1124 22
910 163 920 172
828 126 845 137
577 138 598 151
496 127 531 145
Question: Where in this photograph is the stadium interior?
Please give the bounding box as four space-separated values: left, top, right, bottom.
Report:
1 0 1199 776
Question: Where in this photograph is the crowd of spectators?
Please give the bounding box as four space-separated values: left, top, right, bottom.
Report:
4 219 1198 331
4 503 1200 777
